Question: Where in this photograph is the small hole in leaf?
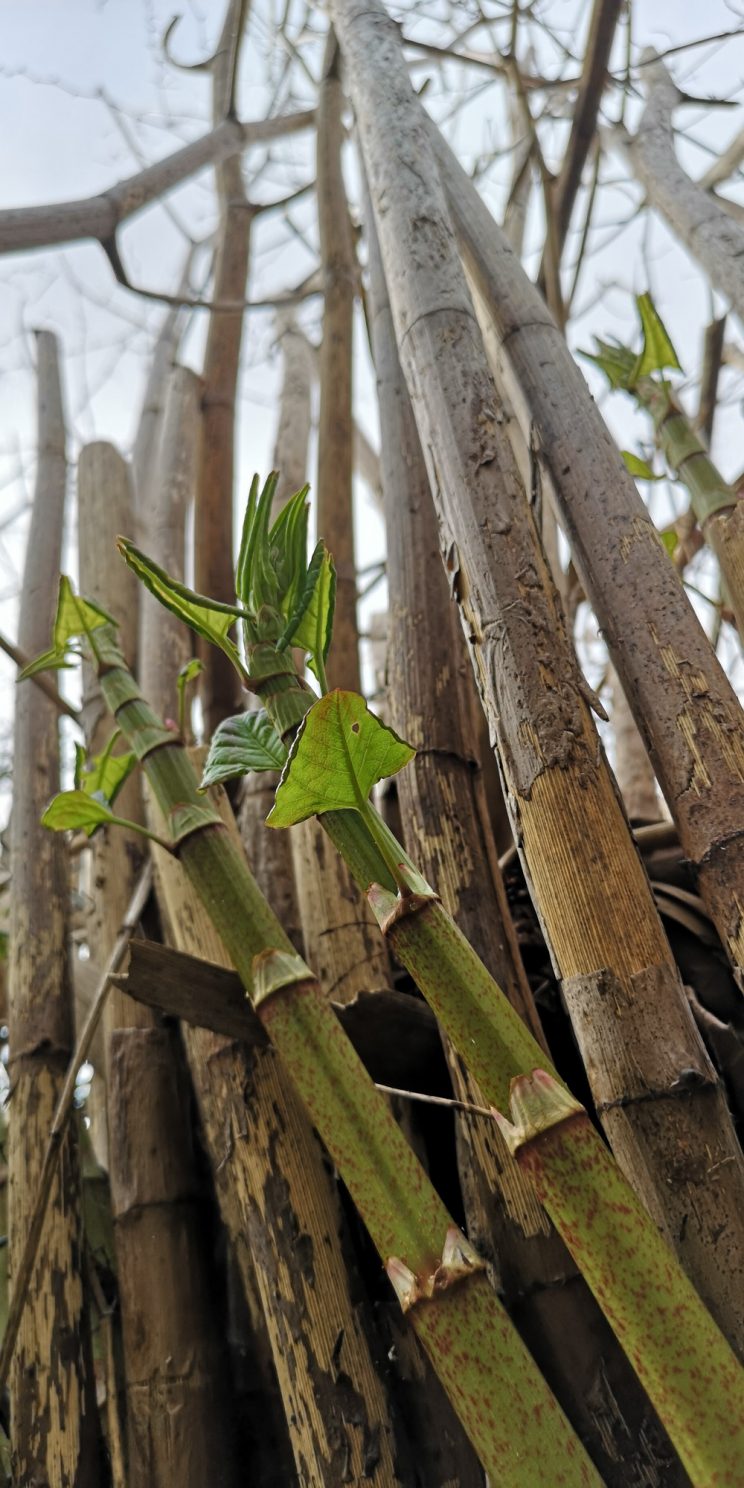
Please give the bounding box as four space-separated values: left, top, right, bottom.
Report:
351 722 360 734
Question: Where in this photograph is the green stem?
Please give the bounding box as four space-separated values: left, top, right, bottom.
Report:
314 646 329 697
106 815 173 852
637 378 737 528
91 625 600 1487
498 1072 744 1487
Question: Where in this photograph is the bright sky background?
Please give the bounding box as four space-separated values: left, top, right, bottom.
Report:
2 0 744 825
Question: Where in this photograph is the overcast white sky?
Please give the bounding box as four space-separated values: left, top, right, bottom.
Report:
2 0 744 817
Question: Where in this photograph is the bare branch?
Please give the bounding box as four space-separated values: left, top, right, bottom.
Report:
0 631 80 721
0 107 315 257
696 314 727 448
612 55 744 321
538 0 622 280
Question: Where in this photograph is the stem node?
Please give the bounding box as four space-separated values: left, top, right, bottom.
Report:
492 1070 585 1157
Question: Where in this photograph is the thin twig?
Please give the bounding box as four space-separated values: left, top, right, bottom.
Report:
0 864 152 1396
375 1082 495 1121
0 630 81 722
696 314 727 447
85 1248 127 1488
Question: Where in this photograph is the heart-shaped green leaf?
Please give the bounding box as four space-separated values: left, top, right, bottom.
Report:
200 710 288 791
118 539 246 678
43 791 127 835
267 690 414 828
42 789 167 847
632 293 681 382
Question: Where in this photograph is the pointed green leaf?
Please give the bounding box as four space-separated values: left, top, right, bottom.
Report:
621 451 662 481
267 690 414 828
18 645 77 681
632 293 682 381
271 484 310 616
18 576 114 679
235 472 280 611
54 576 116 650
661 527 679 558
199 710 288 790
236 474 261 604
117 539 246 678
288 543 336 681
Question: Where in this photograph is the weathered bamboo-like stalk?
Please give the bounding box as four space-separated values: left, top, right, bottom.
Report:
616 54 744 323
131 242 197 525
9 332 99 1486
316 30 360 697
78 442 150 1101
430 118 744 984
630 375 744 638
196 0 253 736
608 664 660 822
291 818 391 1005
332 0 744 1353
107 1027 235 1485
119 368 237 1488
271 318 314 502
502 86 533 258
87 627 602 1486
365 198 685 1486
139 366 203 722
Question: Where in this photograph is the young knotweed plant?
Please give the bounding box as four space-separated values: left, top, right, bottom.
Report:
584 292 744 633
111 473 744 1483
19 573 607 1488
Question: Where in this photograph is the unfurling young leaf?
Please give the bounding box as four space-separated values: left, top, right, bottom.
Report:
579 338 637 391
19 575 116 678
117 539 247 678
631 292 682 382
199 711 288 791
235 472 283 613
270 483 310 617
44 790 121 835
279 541 336 688
177 657 204 739
267 690 414 828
